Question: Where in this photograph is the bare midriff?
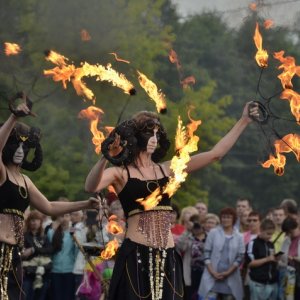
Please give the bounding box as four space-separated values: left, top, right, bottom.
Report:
125 211 174 249
0 214 17 245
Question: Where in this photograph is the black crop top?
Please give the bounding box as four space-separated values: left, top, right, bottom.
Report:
118 164 172 218
0 172 30 218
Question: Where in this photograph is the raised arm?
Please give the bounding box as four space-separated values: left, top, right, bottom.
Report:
169 102 257 174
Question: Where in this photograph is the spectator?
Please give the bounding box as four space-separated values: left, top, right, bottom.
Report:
47 214 76 300
198 207 244 300
70 210 88 300
235 198 251 232
280 199 298 221
170 203 185 243
177 214 206 300
243 211 261 245
272 207 286 253
239 210 250 233
22 210 53 300
195 201 208 223
281 217 300 300
246 219 279 300
179 206 199 230
203 213 220 234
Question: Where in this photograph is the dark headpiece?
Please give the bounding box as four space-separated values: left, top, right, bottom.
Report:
101 112 170 166
2 123 43 171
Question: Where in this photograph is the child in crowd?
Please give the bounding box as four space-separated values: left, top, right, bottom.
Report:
246 219 281 300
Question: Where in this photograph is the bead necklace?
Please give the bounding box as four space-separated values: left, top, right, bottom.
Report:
9 170 28 199
133 162 159 193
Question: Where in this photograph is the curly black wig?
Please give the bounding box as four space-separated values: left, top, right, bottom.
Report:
101 111 170 166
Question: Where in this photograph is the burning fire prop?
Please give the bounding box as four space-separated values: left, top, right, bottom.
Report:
137 110 201 210
252 22 300 175
4 42 21 56
44 50 136 103
137 70 167 114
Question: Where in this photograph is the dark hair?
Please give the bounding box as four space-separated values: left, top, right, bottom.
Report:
248 211 262 221
281 217 298 234
101 111 170 166
52 224 64 254
260 219 275 231
219 207 237 225
1 122 42 171
189 214 201 224
280 199 298 215
171 203 180 219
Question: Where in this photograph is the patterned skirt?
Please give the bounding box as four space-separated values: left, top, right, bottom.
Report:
108 238 184 300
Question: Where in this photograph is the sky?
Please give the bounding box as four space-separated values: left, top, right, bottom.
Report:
172 0 300 28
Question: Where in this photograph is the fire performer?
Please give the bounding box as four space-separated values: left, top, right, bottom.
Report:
0 93 100 300
85 103 259 300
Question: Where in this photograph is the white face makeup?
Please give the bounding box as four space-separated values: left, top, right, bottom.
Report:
12 142 25 165
146 127 158 154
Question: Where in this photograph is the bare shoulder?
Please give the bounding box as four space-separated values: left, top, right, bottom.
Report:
158 161 171 176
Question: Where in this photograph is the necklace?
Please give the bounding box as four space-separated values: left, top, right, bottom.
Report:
9 170 28 199
133 162 160 193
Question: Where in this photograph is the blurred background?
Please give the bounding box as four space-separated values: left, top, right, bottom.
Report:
0 0 299 212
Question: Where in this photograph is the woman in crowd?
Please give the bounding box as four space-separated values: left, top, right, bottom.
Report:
85 102 258 300
22 210 53 300
0 95 99 299
281 217 300 299
47 213 76 300
198 207 244 300
203 213 220 234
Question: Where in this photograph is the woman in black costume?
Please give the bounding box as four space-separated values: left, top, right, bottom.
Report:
0 94 99 300
85 104 259 300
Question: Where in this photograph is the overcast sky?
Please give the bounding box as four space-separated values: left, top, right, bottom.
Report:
172 0 300 28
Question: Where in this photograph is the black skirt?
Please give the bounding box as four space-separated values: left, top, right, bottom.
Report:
108 238 184 300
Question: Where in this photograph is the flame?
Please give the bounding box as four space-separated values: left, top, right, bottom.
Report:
273 51 300 89
136 188 162 211
181 76 196 89
137 70 167 113
280 89 300 124
80 29 91 41
253 23 268 68
100 238 119 260
169 49 181 70
106 215 124 235
249 2 257 11
136 111 201 209
262 133 300 175
109 52 130 64
44 50 135 102
264 19 274 29
4 42 21 56
78 106 106 154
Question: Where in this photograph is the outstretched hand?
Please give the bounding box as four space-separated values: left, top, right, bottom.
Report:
87 197 101 210
241 101 260 123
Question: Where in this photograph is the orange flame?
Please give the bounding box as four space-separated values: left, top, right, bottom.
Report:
280 89 300 124
264 19 274 29
253 23 268 68
262 133 300 175
181 76 196 89
78 106 106 154
136 111 201 209
106 215 124 235
137 70 167 113
44 50 135 102
80 29 91 41
249 2 257 11
109 52 130 64
4 42 21 56
100 238 119 260
273 51 300 89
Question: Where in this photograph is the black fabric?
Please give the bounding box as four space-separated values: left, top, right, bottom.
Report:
108 238 184 300
118 166 171 218
0 173 30 214
245 237 278 284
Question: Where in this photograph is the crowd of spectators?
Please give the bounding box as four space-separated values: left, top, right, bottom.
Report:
19 196 300 300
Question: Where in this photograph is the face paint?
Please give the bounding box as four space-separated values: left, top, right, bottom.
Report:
12 142 25 165
137 119 161 150
146 127 159 154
